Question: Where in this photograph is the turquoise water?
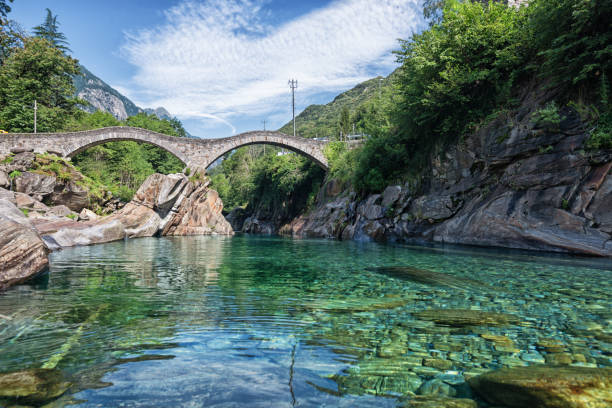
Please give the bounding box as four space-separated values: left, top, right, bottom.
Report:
0 235 610 407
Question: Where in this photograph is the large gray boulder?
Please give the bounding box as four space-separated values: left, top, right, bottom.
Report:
0 199 49 290
0 170 9 188
14 171 56 200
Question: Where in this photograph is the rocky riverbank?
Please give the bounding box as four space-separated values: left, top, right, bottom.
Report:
276 104 612 257
0 156 232 289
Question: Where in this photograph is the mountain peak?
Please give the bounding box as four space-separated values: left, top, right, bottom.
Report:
73 65 173 121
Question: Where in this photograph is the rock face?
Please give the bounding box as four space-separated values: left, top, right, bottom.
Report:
468 366 612 408
283 105 612 256
0 199 49 290
0 152 116 213
41 173 233 248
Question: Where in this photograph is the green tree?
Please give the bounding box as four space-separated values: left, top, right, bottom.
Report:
423 0 447 25
33 8 70 53
526 0 612 94
0 16 24 65
338 106 351 140
0 37 80 132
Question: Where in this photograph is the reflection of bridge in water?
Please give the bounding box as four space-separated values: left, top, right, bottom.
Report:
0 126 329 171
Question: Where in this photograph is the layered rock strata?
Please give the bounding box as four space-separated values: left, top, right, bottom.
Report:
281 106 612 256
41 173 233 250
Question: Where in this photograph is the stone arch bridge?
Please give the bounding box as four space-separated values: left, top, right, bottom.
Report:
0 127 329 171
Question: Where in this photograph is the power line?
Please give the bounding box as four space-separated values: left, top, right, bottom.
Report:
288 79 298 137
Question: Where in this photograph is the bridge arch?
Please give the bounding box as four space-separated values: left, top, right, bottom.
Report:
63 127 190 165
201 131 328 170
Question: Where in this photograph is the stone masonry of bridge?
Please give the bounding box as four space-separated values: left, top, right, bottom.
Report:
0 127 329 171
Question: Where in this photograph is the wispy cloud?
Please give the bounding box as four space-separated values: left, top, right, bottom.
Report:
121 0 422 135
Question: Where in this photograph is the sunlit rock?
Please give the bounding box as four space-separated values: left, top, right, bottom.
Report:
0 368 70 403
468 366 612 408
0 199 49 290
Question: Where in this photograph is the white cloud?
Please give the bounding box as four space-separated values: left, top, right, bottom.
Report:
121 0 422 135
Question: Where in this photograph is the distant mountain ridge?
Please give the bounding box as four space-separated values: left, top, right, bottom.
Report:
278 69 398 139
73 64 172 121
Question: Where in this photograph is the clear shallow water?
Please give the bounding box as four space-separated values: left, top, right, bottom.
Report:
0 235 610 407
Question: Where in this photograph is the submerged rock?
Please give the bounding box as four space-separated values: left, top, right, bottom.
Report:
400 396 477 408
0 368 70 403
367 266 492 291
417 378 456 397
467 366 612 408
305 296 410 313
333 358 424 397
413 309 520 327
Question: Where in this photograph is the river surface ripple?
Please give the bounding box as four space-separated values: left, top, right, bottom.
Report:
0 235 610 407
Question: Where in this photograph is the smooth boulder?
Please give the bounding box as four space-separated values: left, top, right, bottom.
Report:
0 199 49 290
468 366 612 408
0 368 70 402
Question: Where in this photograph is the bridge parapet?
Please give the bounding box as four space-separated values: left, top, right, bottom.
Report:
0 127 329 170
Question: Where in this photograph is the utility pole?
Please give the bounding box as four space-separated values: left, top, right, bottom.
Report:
288 79 298 137
34 100 37 134
261 120 267 155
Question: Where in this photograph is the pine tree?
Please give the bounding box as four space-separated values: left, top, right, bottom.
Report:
0 0 13 18
33 8 71 53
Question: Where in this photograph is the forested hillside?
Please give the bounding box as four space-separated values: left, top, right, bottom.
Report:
278 71 397 139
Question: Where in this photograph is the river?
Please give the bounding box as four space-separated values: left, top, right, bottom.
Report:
0 235 610 407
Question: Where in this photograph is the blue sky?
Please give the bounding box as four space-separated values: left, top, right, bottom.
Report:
11 1 424 138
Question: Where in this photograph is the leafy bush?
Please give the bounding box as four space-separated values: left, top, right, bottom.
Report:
531 102 562 128
586 112 612 150
526 0 612 94
324 141 359 184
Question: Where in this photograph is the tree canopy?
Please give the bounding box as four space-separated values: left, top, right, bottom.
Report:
33 8 70 53
0 37 80 132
